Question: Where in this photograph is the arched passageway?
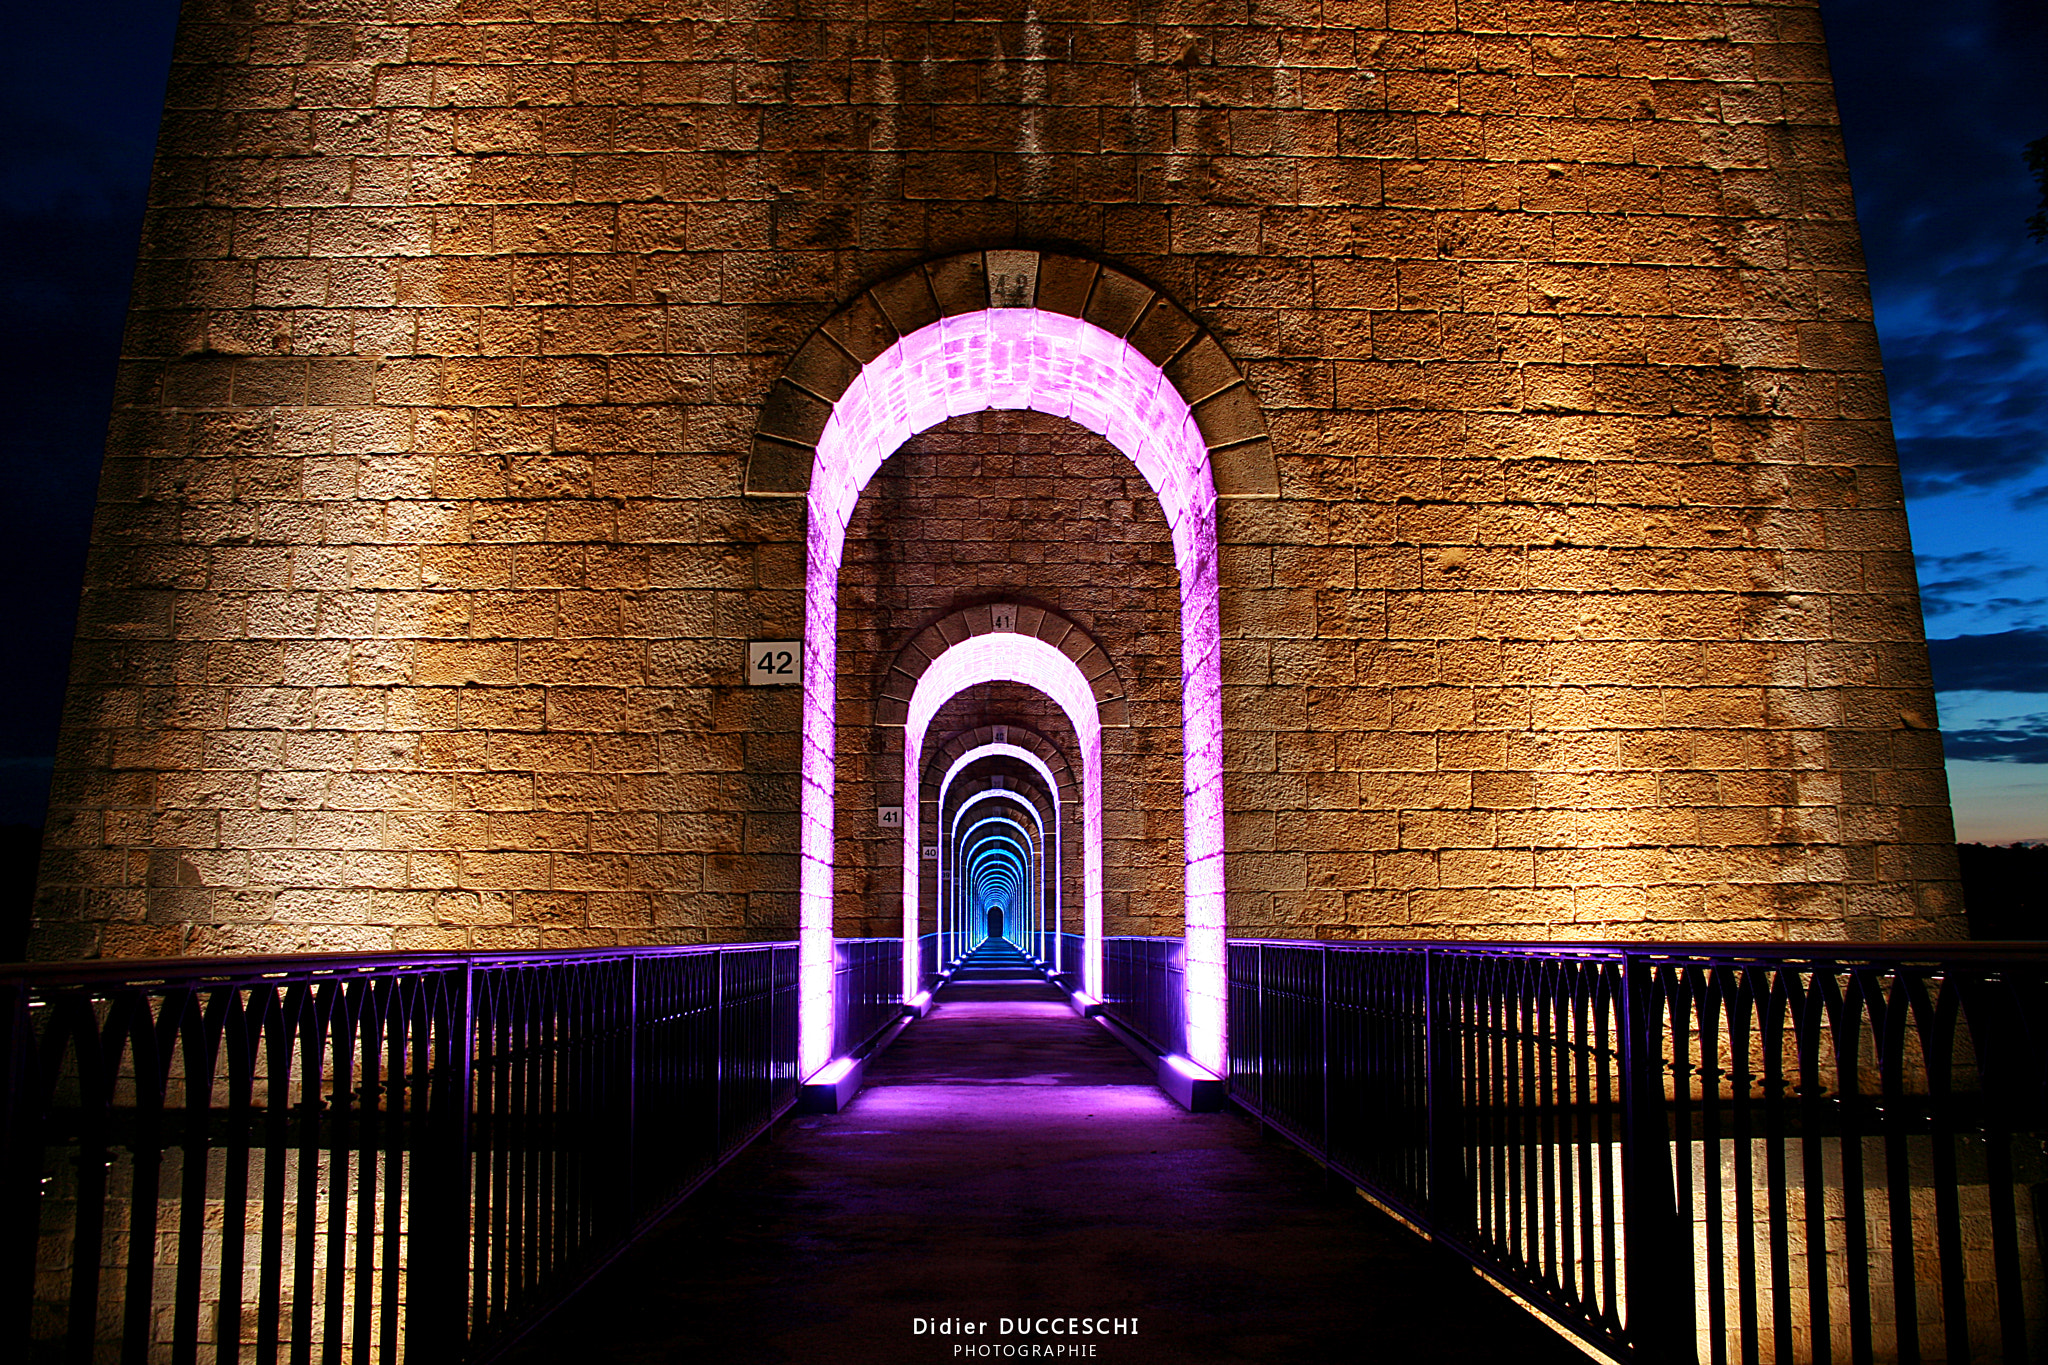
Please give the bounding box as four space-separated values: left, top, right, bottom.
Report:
903 631 1104 1000
950 786 1051 962
933 728 1076 968
765 253 1276 1077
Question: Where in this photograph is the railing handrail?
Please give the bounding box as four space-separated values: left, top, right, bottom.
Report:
1224 935 2048 962
0 939 803 988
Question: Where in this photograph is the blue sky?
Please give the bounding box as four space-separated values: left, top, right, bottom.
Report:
1818 0 2048 842
0 3 2041 844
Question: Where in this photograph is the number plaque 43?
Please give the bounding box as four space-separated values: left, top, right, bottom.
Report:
747 641 800 685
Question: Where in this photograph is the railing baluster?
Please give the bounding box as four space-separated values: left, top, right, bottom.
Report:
1879 970 1921 1365
1621 953 1686 1363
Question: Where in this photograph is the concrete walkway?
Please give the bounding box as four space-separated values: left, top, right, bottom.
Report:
501 958 1591 1365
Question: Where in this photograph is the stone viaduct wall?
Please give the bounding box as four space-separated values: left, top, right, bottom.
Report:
30 0 1961 959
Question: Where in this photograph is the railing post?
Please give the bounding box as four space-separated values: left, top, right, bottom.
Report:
1255 944 1267 1118
713 949 725 1155
1424 949 1464 1234
417 961 474 1359
1320 945 1331 1166
0 983 36 1350
624 954 638 1222
1619 952 1689 1364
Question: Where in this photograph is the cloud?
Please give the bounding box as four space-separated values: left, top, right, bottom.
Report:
1927 628 2048 693
1942 713 2048 764
1911 550 2046 620
1918 550 2009 573
1918 574 2036 617
1897 435 2048 500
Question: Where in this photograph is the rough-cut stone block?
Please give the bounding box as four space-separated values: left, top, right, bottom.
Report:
1166 335 1243 407
907 627 949 670
745 436 811 497
1193 385 1267 451
925 254 988 318
757 380 831 447
1035 255 1098 318
1082 268 1155 338
784 332 861 402
984 249 1039 308
1211 438 1281 498
1127 299 1200 369
869 269 940 337
821 293 900 365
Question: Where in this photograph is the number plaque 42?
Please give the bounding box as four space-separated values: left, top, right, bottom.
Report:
747 641 800 685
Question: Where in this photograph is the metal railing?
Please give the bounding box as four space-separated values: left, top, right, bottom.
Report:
830 937 903 1057
3 942 799 1365
918 933 940 994
1057 932 1084 987
1227 938 2048 1364
1100 936 1186 1057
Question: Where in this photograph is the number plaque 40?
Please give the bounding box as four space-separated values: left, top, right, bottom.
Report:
747 641 800 686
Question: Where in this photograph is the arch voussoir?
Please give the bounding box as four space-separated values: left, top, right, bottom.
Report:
876 604 1127 731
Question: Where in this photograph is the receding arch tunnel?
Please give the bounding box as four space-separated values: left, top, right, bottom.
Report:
947 776 1055 962
771 253 1274 1077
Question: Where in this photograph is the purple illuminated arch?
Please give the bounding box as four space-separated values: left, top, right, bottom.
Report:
937 739 1070 969
900 632 1104 1008
952 791 1049 960
796 300 1231 1077
942 750 1061 962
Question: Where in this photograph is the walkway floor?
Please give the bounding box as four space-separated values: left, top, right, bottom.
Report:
501 953 1592 1365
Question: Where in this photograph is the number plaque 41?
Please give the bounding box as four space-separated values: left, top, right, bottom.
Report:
747 641 800 685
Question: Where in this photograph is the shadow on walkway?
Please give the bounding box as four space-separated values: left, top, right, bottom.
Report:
500 964 1592 1365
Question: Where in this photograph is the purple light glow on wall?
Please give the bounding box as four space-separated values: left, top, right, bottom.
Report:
801 308 1227 1076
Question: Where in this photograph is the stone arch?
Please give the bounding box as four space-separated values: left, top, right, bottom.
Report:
954 799 1045 949
887 610 1103 984
768 251 1259 1077
925 723 1079 805
746 250 1279 501
929 729 1075 974
877 602 1129 731
900 632 1106 1012
947 778 1057 963
962 818 1029 948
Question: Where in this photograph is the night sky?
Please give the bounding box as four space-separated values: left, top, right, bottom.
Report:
0 2 2042 843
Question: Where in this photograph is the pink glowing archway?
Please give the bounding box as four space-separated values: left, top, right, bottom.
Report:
901 632 1104 1008
950 786 1052 965
939 743 1064 969
797 302 1229 1077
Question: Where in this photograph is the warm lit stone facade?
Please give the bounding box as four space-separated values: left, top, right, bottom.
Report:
32 0 1961 960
